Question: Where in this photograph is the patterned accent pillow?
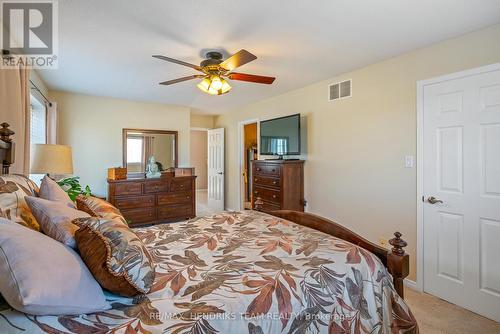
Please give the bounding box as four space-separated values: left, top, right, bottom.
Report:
0 175 40 231
25 196 90 248
76 195 127 224
73 217 155 296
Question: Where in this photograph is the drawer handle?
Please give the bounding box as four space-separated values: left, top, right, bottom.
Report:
273 195 277 199
256 168 261 171
254 191 258 194
273 181 277 185
186 196 190 199
254 178 258 182
272 169 276 172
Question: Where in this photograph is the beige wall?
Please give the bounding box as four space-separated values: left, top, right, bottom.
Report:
215 24 500 280
51 91 191 196
190 113 215 129
190 130 208 189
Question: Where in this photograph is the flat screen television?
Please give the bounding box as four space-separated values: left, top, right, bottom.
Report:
260 114 300 157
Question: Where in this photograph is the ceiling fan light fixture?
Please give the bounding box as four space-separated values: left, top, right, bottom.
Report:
197 76 231 95
197 77 211 92
155 49 275 93
220 79 231 94
210 75 223 90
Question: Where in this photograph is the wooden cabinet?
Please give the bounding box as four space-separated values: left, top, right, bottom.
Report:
251 160 305 213
108 174 196 226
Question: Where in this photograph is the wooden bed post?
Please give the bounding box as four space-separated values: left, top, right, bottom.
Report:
388 232 409 299
0 123 14 175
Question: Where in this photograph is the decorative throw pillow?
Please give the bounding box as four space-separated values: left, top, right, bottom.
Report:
0 175 40 231
74 217 155 296
0 218 110 315
39 175 76 209
76 195 127 224
25 196 90 248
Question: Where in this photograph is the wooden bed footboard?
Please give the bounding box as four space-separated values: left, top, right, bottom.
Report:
262 208 410 298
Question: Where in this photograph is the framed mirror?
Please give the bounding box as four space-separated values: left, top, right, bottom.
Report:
123 129 178 176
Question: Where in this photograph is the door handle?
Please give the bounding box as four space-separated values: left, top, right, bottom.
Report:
427 196 443 204
217 172 224 175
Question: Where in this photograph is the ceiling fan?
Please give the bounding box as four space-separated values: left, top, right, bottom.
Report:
153 49 275 95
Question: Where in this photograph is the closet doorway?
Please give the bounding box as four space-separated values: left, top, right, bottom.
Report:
238 119 259 210
190 129 210 215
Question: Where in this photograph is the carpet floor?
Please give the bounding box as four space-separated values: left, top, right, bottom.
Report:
405 288 500 333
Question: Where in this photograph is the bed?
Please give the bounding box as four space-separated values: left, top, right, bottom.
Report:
0 123 418 333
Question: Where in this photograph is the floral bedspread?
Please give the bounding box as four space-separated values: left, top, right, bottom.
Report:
0 211 418 333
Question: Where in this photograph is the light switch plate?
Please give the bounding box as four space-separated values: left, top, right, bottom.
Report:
405 155 414 168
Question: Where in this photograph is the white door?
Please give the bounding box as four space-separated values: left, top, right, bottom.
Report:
422 64 500 322
207 128 225 212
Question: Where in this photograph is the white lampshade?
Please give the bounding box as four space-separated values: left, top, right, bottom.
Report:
30 144 74 175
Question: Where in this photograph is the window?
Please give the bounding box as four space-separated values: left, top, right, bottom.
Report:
30 94 46 145
127 137 143 163
29 94 47 185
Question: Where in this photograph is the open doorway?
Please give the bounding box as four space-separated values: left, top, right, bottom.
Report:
190 129 210 215
240 121 258 210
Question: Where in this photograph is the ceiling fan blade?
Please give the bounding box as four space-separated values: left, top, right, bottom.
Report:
153 55 203 71
227 72 275 84
159 75 204 85
220 49 257 71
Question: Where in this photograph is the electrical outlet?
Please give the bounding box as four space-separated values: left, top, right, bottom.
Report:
379 238 388 248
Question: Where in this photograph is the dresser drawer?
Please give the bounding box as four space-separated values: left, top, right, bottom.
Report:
254 186 280 204
253 175 280 189
157 192 192 205
115 195 155 210
254 164 280 177
254 200 281 213
157 205 193 220
122 208 155 225
171 178 192 192
114 182 142 196
144 181 168 193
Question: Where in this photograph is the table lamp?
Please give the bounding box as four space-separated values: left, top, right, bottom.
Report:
30 144 73 178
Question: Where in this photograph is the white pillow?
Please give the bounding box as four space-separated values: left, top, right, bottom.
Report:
39 175 76 209
0 218 110 315
25 196 90 248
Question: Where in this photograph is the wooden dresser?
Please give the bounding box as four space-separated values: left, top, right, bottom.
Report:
251 160 305 213
108 174 196 226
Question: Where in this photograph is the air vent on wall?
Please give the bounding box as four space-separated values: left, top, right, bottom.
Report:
329 79 351 101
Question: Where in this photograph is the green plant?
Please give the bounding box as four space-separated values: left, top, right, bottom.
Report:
56 176 91 201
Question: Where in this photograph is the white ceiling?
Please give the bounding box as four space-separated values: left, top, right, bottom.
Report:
38 0 500 114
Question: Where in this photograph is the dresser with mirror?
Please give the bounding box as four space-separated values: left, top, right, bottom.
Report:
108 129 196 226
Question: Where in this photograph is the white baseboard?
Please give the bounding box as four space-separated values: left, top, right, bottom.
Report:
404 279 419 291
